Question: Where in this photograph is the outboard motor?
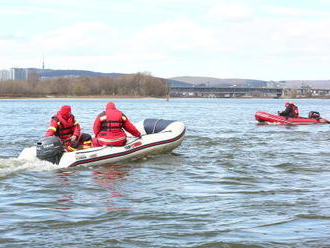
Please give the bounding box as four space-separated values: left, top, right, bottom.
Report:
143 119 175 134
308 111 320 119
36 136 64 164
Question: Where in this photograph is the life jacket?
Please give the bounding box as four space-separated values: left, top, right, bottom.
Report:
96 110 128 145
99 111 125 132
290 104 299 117
52 114 77 140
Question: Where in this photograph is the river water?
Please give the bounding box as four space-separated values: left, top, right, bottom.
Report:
0 98 330 248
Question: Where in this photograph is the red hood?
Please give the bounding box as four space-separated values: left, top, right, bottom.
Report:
59 105 72 120
106 102 116 110
106 102 117 115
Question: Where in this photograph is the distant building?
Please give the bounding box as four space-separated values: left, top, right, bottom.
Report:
10 68 28 80
0 70 11 81
0 68 29 81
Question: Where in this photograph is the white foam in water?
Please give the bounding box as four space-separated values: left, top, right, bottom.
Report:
0 147 67 177
0 158 54 177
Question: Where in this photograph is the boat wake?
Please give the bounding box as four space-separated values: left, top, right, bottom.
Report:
0 148 66 177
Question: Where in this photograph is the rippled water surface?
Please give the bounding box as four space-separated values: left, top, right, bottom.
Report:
1 98 330 248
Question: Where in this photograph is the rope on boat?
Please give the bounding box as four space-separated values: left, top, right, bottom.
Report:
152 119 161 134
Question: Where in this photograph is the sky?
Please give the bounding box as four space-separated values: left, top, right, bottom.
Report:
1 0 330 81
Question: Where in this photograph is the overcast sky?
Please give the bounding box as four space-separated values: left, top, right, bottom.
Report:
1 0 330 80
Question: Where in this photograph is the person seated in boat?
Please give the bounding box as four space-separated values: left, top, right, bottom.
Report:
92 102 141 147
278 102 299 118
45 105 92 152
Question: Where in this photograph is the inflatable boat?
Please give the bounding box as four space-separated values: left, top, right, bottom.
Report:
255 111 329 125
19 119 186 168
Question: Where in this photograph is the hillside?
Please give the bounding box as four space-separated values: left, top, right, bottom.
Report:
27 68 124 78
278 80 330 89
22 69 330 89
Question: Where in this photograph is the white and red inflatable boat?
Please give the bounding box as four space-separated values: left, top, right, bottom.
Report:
255 111 329 125
19 119 186 168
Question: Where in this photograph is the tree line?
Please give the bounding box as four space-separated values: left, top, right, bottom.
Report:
0 73 168 97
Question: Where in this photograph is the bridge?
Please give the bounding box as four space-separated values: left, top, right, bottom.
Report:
169 86 330 98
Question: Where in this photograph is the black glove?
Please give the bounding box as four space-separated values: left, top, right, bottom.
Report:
70 140 79 148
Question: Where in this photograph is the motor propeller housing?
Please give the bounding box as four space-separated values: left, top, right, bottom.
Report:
36 136 64 164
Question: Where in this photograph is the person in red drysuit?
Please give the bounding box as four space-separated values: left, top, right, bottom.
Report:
45 105 91 151
278 102 299 118
92 102 141 147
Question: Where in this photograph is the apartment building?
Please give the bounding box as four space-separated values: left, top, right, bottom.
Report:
0 68 29 81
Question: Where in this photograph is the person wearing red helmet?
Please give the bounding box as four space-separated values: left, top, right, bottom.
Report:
45 105 91 151
92 102 141 147
278 102 299 118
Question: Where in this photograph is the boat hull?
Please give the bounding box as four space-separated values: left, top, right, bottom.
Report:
65 124 185 167
255 111 329 125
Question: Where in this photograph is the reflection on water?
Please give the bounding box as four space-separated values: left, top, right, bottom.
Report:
52 165 131 212
92 165 128 190
92 165 131 211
